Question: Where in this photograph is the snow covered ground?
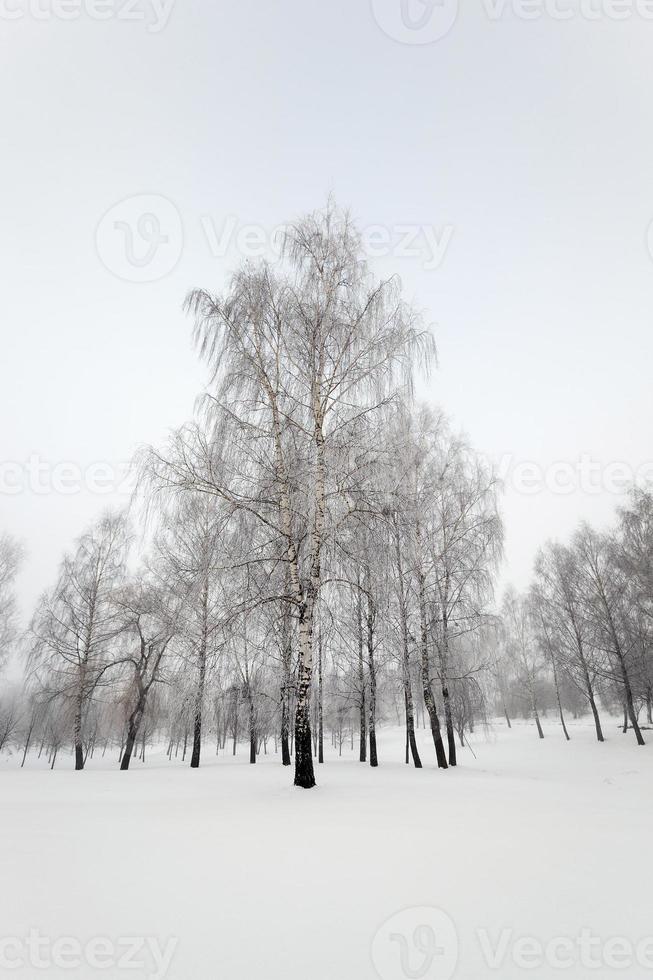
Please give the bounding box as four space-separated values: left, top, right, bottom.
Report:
2 717 652 980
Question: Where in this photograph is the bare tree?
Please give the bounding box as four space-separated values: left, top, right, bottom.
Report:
0 533 24 666
502 589 545 739
419 415 502 764
144 202 433 788
115 574 180 770
533 542 604 741
29 512 130 770
573 524 645 746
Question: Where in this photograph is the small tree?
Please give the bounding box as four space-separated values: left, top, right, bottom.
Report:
29 512 130 770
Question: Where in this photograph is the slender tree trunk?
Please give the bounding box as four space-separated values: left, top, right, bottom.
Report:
280 397 323 790
120 700 144 771
21 720 35 768
232 690 239 755
293 643 315 788
582 692 600 741
393 521 421 769
280 591 292 766
191 580 209 769
73 690 85 771
120 725 138 770
281 687 291 766
587 691 604 741
357 576 367 763
551 657 570 741
577 644 604 742
436 623 457 766
404 681 421 768
417 561 447 769
249 689 257 765
318 631 324 764
620 667 645 745
367 587 378 768
532 692 544 739
601 594 645 745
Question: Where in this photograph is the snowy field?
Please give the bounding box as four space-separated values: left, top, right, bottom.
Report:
2 718 652 980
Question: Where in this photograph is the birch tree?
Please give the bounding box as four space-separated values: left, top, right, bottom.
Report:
146 202 433 788
573 524 645 746
502 589 545 739
115 575 180 770
0 534 23 667
420 418 502 764
533 541 604 741
29 512 130 770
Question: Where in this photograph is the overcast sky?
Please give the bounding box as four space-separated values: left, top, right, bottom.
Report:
2 0 653 617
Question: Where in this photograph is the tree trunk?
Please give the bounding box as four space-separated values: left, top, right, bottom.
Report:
404 684 422 768
318 631 324 764
73 693 84 771
191 580 209 769
280 593 292 766
120 725 138 770
232 690 239 755
442 680 457 763
281 688 291 766
620 669 645 745
293 650 315 788
21 720 35 768
588 692 604 742
357 576 367 763
248 688 257 765
601 594 644 745
533 696 544 739
393 522 421 769
120 698 145 771
367 587 378 768
435 614 457 766
417 563 448 769
551 657 570 741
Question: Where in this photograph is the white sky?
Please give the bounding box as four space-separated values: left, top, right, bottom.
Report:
2 0 653 618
